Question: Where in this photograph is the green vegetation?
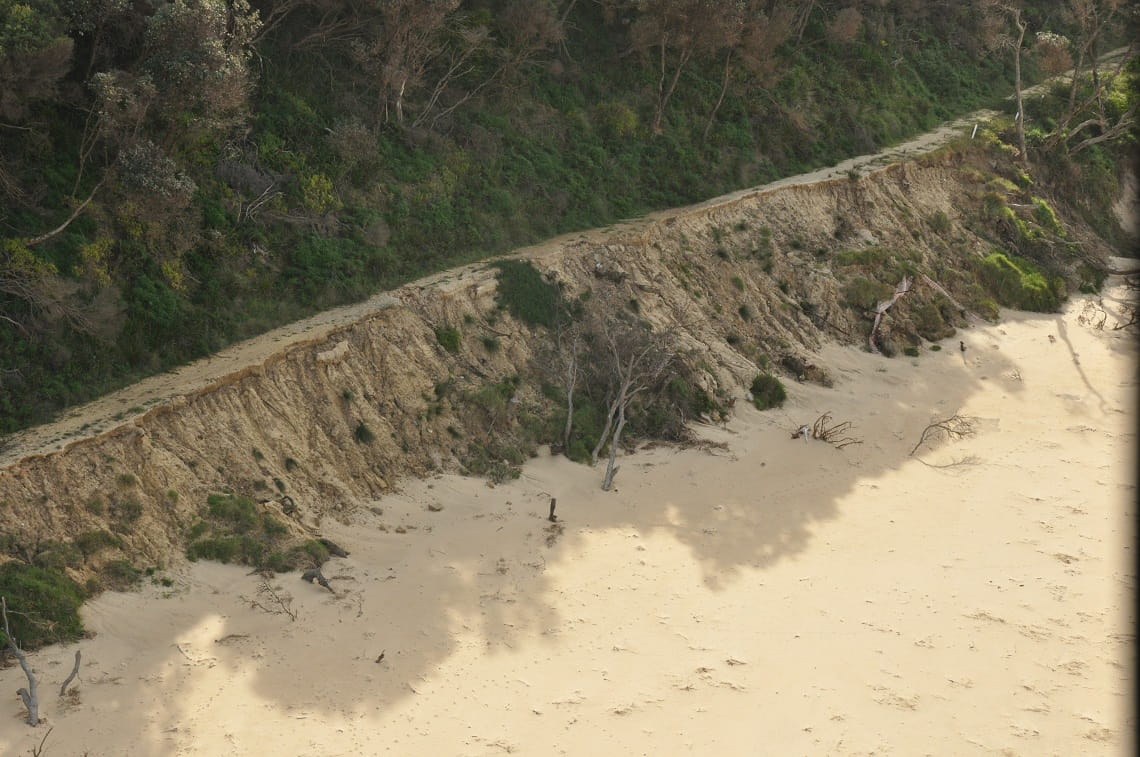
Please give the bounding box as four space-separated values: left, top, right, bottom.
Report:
976 251 1064 312
435 326 462 353
492 259 567 329
0 562 86 649
353 422 376 444
185 493 322 572
750 374 787 411
4 1 1090 435
75 529 123 558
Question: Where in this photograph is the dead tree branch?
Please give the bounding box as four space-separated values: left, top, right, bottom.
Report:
2 596 39 726
59 649 81 697
909 415 976 457
30 726 52 756
245 578 298 621
793 412 862 449
25 179 105 248
868 275 911 353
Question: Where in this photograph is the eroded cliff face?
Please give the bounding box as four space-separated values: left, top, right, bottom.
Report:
0 153 1113 572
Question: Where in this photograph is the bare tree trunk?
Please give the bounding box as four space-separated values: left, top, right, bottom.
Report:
1011 9 1028 168
590 396 618 466
26 179 104 248
2 596 39 726
601 402 628 491
395 77 407 125
652 42 692 134
563 383 575 453
703 50 733 141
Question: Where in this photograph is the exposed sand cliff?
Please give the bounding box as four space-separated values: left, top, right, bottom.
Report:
0 123 1119 575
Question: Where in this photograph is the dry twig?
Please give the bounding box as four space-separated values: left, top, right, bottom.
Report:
909 415 976 457
246 578 298 621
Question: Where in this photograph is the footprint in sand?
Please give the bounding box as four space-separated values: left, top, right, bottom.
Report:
1084 727 1116 742
869 685 918 711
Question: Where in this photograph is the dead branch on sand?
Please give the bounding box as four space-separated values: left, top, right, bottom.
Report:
791 413 863 449
2 596 39 725
246 578 298 621
913 455 982 469
30 726 52 756
909 415 976 457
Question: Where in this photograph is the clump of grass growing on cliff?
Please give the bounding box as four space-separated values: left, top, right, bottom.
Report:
0 562 87 649
492 259 568 328
435 326 461 353
353 422 376 444
975 251 1063 312
185 493 320 572
750 374 787 411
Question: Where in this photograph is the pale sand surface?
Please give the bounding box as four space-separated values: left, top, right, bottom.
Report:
2 287 1134 756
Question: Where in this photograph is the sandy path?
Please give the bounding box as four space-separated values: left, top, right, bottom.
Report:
2 279 1133 756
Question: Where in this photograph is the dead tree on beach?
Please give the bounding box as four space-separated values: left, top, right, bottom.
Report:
549 321 584 455
2 596 39 726
586 305 676 491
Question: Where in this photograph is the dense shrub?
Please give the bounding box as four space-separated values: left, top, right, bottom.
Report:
435 326 461 353
492 259 567 328
976 251 1063 312
0 562 86 649
187 493 313 572
750 374 787 411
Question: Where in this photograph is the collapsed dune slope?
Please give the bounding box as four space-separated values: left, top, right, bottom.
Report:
0 138 1119 569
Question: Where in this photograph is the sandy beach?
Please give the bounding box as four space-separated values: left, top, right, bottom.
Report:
2 282 1134 756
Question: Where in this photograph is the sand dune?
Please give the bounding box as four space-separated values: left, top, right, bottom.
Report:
2 282 1135 756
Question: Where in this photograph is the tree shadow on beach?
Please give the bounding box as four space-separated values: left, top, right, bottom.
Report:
4 314 1104 756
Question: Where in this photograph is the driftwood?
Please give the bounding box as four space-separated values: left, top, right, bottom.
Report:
301 568 335 593
868 276 911 354
792 413 862 449
2 596 39 726
59 649 81 697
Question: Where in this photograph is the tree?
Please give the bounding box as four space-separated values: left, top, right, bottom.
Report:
546 319 583 456
140 0 262 140
2 595 39 726
348 0 461 125
702 0 795 139
628 0 734 134
980 0 1030 167
1039 0 1136 156
583 297 676 490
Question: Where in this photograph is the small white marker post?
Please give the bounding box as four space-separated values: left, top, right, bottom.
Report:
971 124 978 139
